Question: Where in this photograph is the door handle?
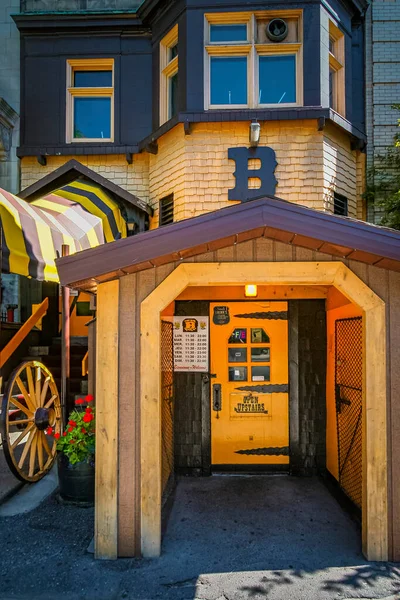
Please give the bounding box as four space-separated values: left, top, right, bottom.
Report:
212 383 222 412
202 373 216 384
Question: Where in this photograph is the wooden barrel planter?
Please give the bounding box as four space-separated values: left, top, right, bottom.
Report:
58 454 95 504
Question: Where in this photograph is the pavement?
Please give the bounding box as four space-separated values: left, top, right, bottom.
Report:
0 435 25 504
0 474 399 600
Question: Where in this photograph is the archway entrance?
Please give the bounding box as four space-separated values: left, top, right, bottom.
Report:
140 262 387 561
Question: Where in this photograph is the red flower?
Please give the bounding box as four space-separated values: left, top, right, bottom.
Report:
54 432 60 440
45 427 53 436
69 439 75 444
81 428 87 434
85 394 94 403
68 420 77 427
75 398 84 405
83 413 94 424
68 426 74 433
85 406 92 414
62 432 67 437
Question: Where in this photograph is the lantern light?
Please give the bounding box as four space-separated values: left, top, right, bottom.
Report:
245 284 258 298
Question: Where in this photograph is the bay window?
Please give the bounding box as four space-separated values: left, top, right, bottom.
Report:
205 12 302 110
160 25 179 125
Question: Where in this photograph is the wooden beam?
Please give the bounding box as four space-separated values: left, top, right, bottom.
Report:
0 297 49 369
118 274 137 557
95 280 119 560
140 261 388 560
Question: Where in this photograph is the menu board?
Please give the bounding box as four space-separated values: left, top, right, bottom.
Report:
173 316 209 372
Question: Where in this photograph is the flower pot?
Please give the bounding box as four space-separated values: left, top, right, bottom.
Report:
57 453 95 503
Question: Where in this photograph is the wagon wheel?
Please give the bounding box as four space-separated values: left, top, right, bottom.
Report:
0 361 61 483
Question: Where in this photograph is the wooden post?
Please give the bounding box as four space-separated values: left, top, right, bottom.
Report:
61 244 70 424
95 279 119 560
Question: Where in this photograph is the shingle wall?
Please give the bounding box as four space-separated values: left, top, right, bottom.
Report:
21 120 364 224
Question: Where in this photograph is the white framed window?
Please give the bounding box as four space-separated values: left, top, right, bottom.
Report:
329 21 345 116
160 25 179 126
204 11 303 110
66 58 114 143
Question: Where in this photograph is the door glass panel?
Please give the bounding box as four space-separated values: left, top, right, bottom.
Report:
251 347 270 362
228 366 248 382
251 328 270 343
228 328 247 344
228 348 247 363
251 366 270 382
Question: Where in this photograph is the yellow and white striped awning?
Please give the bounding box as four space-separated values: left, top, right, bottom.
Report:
0 188 104 282
45 180 127 243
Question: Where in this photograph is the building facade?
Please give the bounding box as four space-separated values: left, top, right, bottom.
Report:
16 0 400 565
16 0 368 224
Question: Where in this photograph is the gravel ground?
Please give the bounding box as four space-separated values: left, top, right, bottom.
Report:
0 476 399 600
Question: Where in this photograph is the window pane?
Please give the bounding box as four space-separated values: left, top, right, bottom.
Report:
329 67 335 109
329 36 335 55
74 97 111 139
169 72 178 119
259 55 296 104
228 328 247 344
74 70 112 87
251 347 270 362
210 24 247 42
229 366 248 382
251 328 270 343
228 348 247 363
211 56 247 105
169 43 178 61
251 366 270 382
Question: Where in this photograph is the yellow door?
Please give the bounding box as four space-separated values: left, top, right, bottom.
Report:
210 301 289 466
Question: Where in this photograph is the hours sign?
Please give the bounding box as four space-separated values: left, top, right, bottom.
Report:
173 316 209 372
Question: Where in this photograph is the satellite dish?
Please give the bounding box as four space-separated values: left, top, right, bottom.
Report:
266 18 289 42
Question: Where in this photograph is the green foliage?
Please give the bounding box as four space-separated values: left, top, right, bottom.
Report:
365 105 400 230
50 401 95 465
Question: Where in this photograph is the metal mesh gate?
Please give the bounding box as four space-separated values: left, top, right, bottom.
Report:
335 317 363 509
161 320 174 498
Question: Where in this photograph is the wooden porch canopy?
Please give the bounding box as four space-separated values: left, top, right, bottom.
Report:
56 195 400 289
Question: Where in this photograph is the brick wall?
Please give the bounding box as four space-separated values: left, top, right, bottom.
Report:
366 0 400 222
21 119 363 223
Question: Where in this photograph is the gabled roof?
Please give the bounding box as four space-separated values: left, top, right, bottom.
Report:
56 195 400 292
19 159 152 216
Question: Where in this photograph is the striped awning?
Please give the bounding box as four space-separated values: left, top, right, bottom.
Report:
46 180 127 242
0 188 104 282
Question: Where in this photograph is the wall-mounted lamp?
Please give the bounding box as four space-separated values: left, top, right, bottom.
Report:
126 220 136 236
245 284 258 298
249 121 261 147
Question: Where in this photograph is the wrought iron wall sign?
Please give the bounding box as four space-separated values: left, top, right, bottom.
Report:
235 384 288 393
213 305 230 325
234 311 288 320
235 446 289 456
228 147 277 202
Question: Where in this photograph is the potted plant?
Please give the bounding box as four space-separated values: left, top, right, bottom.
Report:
46 395 95 503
